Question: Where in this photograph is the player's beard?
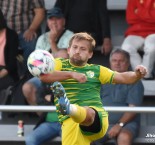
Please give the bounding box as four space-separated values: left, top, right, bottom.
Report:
70 54 85 66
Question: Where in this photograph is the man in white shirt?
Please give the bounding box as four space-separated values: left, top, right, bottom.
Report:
36 7 74 58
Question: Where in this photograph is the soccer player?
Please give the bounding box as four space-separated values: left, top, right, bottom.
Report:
40 32 147 145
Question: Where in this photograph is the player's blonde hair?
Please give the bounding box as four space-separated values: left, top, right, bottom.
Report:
69 32 96 52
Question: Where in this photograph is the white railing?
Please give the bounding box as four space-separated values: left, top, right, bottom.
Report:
0 105 155 113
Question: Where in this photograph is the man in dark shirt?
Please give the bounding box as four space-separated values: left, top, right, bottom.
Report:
55 0 112 55
92 49 144 145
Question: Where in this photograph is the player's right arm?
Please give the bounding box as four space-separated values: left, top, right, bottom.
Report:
40 58 87 83
39 71 87 83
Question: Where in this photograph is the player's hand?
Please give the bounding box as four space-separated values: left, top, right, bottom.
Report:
135 65 147 78
72 72 87 83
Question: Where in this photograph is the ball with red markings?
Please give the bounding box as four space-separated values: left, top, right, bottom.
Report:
27 50 55 77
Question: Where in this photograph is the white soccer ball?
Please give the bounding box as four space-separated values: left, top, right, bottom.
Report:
27 50 55 77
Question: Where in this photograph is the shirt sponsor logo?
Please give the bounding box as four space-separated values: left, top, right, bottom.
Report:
86 71 94 78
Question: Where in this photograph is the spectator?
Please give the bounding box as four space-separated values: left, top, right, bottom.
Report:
92 49 144 145
54 0 112 55
0 9 19 104
122 0 155 80
25 80 61 145
0 9 19 120
36 7 74 58
0 0 45 76
23 7 73 106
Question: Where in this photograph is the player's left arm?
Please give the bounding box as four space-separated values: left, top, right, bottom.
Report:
113 65 147 84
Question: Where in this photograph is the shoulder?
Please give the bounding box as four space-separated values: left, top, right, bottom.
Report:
99 65 115 84
100 65 113 73
36 32 50 50
58 30 74 48
61 30 74 38
36 32 49 44
64 29 74 35
54 58 69 70
38 32 49 40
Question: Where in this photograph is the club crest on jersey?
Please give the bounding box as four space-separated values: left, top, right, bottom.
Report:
86 71 94 78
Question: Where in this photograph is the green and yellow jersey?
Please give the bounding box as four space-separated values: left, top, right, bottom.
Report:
54 58 115 122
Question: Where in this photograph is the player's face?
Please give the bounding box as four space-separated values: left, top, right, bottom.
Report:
68 39 93 66
110 53 129 72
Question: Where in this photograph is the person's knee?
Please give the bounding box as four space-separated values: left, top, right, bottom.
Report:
25 135 36 145
82 107 96 126
22 82 35 99
122 43 137 54
117 129 133 144
144 44 155 54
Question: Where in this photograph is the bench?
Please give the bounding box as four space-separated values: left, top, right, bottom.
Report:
142 80 155 96
107 0 127 10
0 124 155 145
0 124 61 145
43 0 128 11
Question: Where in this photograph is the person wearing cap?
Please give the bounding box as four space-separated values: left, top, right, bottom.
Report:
35 7 74 59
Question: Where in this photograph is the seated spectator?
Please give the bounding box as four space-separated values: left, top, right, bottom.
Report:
0 9 19 104
92 49 144 145
122 0 155 79
23 7 73 106
0 0 45 76
25 79 61 145
54 0 112 55
36 7 74 58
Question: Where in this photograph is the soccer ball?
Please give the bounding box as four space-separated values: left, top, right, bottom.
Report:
27 50 55 77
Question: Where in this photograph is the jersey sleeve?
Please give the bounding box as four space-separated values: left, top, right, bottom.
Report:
99 66 115 84
54 58 62 71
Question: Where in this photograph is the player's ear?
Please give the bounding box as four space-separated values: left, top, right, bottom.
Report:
67 47 70 53
88 51 93 59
